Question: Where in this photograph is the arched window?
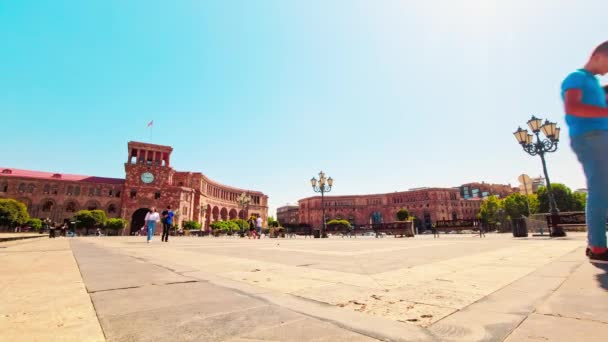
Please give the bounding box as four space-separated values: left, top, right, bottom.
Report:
43 184 51 194
42 200 54 212
87 202 98 211
74 186 81 196
108 204 117 214
27 184 35 193
67 185 74 195
370 212 383 224
18 183 26 193
0 182 7 192
65 202 77 213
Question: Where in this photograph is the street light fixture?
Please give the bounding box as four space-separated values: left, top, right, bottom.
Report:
236 192 251 236
513 116 565 237
310 171 333 238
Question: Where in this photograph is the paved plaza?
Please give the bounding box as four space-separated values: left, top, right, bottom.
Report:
1 233 607 341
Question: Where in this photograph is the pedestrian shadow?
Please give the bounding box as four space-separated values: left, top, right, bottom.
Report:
592 264 608 290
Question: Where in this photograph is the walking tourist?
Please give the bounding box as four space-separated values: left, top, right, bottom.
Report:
256 215 263 239
248 216 255 239
144 207 161 243
562 41 608 264
161 205 174 242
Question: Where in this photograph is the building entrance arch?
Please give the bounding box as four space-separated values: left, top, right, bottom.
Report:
131 208 150 235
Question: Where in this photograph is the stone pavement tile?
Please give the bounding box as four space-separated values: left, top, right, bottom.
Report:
372 265 459 289
100 303 303 342
385 284 486 310
429 308 525 342
528 260 582 278
0 239 104 342
91 281 263 318
465 275 565 316
181 270 274 295
71 240 191 292
291 283 380 306
504 313 608 342
234 317 379 342
222 269 332 293
292 283 455 326
536 262 608 324
364 300 457 327
257 292 438 341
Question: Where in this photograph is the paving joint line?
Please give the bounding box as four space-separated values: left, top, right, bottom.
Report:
69 239 108 341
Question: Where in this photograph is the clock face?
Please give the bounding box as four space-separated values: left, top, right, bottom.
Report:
141 172 154 184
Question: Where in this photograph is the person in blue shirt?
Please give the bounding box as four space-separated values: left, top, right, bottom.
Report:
161 205 174 243
562 41 608 264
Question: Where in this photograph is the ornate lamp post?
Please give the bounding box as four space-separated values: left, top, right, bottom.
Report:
513 116 565 237
310 171 333 238
236 192 251 236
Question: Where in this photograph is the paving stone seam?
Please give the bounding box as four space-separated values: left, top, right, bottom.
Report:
86 280 205 294
427 256 584 329
536 312 608 325
69 239 108 342
180 269 440 342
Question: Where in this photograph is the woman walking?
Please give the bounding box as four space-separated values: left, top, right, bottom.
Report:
145 207 161 243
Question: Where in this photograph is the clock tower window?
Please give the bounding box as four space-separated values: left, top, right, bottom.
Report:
130 190 137 198
154 192 161 199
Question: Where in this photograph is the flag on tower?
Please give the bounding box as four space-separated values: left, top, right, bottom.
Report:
147 120 154 128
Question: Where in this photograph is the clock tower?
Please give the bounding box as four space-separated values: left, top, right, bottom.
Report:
122 141 175 234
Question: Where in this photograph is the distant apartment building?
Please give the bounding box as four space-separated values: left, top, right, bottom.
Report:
459 182 518 199
276 205 299 225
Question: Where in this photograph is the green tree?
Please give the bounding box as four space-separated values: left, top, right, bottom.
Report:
503 193 530 219
182 220 202 230
537 184 583 212
90 210 108 227
478 196 503 224
267 216 279 228
26 218 42 231
0 198 30 227
528 194 540 214
395 208 410 221
106 218 128 230
571 192 587 211
73 210 96 229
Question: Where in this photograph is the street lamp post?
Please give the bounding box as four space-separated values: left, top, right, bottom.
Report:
236 192 251 237
513 116 565 237
310 171 333 238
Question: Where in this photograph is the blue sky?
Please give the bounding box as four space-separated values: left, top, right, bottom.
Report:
1 0 607 216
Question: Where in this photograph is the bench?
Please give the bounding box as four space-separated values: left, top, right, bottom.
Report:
434 219 482 234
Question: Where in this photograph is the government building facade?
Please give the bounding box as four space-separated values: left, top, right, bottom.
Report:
296 184 515 230
0 141 268 234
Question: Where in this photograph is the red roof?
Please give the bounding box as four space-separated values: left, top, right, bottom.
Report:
0 167 124 185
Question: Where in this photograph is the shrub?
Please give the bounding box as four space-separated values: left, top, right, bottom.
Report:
210 220 240 233
106 218 128 230
26 218 42 231
396 209 410 221
326 219 351 231
183 220 202 230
